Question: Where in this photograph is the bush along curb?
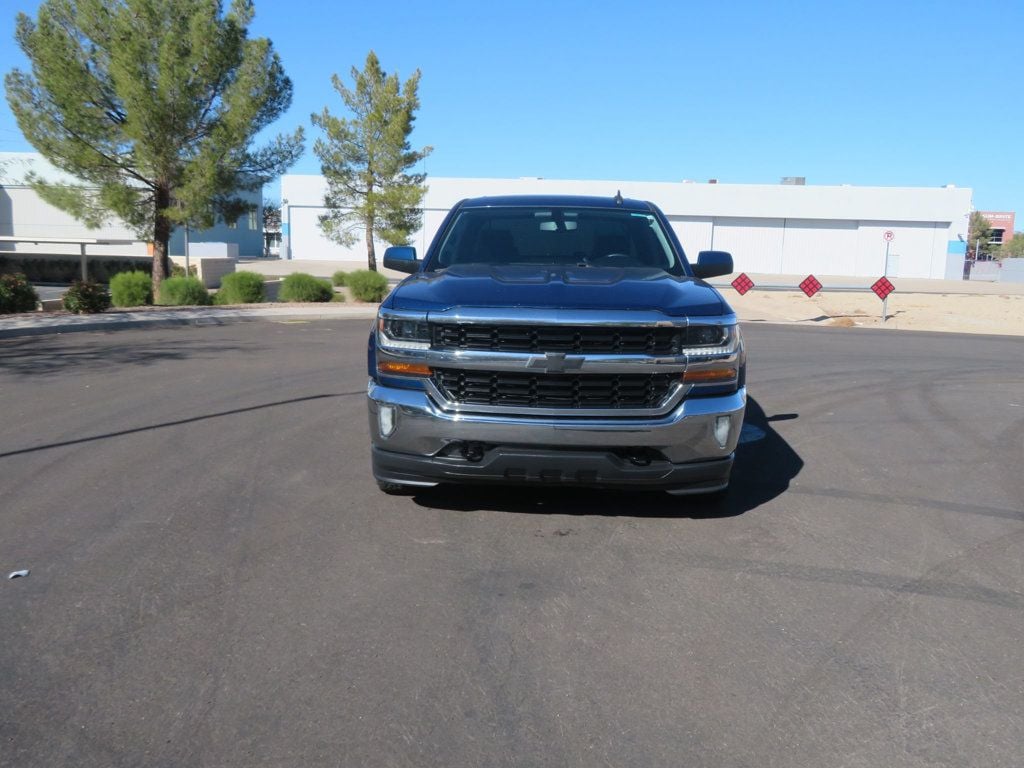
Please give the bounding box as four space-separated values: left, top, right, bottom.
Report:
215 271 266 304
156 276 211 306
0 273 39 314
110 271 153 307
62 281 111 314
279 273 334 302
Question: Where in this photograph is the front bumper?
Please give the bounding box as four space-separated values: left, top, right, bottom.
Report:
367 381 746 493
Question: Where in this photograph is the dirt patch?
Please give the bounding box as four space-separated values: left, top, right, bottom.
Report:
729 291 1024 336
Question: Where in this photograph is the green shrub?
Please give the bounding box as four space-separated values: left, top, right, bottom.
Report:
156 276 210 306
0 273 39 314
346 269 390 302
62 280 111 314
331 270 349 287
109 270 153 307
92 259 153 282
170 263 198 278
215 270 265 304
279 272 333 302
94 258 153 282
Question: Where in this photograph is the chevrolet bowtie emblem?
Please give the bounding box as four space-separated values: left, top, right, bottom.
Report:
526 352 584 373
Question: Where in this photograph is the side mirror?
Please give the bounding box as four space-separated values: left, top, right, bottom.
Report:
383 246 419 274
693 250 733 279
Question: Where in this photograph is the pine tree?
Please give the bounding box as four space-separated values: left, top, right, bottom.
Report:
967 211 994 260
998 233 1024 260
312 51 432 272
5 0 304 295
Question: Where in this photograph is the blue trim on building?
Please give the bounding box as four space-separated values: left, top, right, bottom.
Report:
947 240 967 255
167 192 263 257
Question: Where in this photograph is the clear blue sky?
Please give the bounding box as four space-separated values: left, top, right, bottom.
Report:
1 0 1021 218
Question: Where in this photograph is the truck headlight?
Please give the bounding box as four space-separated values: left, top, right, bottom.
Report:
682 325 741 395
680 324 735 353
378 314 431 350
682 325 729 349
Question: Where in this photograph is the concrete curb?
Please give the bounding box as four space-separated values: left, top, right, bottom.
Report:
0 306 379 339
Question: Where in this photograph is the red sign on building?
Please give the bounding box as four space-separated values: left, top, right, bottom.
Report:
799 275 822 297
979 211 1016 247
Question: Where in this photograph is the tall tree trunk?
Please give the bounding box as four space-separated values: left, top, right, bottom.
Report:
366 220 377 272
152 186 172 297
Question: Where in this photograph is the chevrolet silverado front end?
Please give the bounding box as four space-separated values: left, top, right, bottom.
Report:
366 195 746 495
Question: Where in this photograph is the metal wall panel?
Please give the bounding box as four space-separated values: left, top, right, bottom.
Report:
781 219 858 276
288 205 448 262
856 222 944 278
709 218 785 274
417 208 450 257
667 216 713 260
289 206 359 260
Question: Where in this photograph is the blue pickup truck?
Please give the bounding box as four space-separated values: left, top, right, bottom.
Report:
366 194 746 496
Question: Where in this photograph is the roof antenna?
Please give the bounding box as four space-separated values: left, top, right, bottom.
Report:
614 190 624 206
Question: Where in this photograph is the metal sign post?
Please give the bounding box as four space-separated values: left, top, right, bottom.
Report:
882 231 894 321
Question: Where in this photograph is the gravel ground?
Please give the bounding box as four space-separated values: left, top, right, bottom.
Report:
727 290 1024 336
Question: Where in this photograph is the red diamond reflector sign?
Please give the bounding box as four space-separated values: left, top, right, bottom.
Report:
871 276 895 300
731 273 754 295
799 275 822 297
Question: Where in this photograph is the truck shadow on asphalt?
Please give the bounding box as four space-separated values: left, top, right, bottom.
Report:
0 392 365 459
413 397 802 518
0 334 257 377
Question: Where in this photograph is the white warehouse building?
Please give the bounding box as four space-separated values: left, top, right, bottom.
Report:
0 152 264 258
281 175 974 280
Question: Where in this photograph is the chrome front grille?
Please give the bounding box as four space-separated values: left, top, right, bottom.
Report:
431 369 676 409
430 323 682 354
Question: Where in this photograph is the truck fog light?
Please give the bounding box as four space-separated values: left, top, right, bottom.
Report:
379 405 397 438
714 416 731 448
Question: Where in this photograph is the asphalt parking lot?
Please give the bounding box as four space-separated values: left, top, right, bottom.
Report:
1 320 1022 767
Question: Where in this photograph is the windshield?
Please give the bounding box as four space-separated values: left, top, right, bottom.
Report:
428 206 684 273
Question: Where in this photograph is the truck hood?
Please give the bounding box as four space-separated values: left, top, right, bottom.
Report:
386 265 729 317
